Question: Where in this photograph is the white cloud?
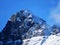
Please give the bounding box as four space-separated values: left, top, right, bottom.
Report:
49 1 60 24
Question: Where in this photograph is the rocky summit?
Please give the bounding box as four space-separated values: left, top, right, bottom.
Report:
0 10 60 45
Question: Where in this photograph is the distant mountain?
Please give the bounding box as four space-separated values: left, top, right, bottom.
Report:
0 10 60 45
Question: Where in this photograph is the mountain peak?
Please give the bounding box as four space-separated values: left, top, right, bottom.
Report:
0 10 60 45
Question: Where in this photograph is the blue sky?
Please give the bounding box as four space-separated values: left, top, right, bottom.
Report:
0 0 60 31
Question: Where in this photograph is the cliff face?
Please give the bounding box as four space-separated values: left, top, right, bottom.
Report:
0 10 60 45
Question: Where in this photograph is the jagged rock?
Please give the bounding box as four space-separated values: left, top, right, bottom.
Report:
51 25 60 35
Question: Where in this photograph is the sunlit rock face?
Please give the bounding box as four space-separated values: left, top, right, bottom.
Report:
0 10 60 45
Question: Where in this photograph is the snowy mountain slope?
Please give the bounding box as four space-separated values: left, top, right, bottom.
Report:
22 24 60 45
42 35 60 45
23 35 60 45
23 36 43 45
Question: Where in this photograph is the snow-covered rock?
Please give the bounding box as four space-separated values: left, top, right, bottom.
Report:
42 35 60 45
23 36 43 45
23 35 60 45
